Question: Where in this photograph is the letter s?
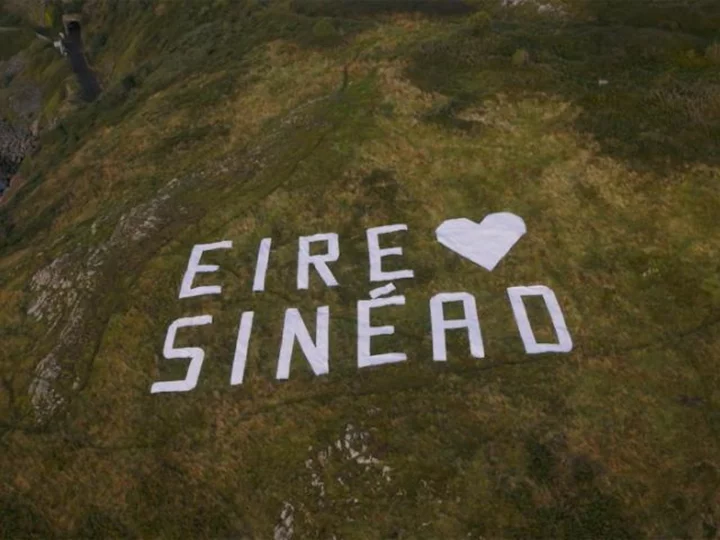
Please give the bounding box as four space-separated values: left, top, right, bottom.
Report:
151 315 213 394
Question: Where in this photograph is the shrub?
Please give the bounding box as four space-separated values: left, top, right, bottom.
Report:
293 0 473 17
468 11 491 35
512 48 530 66
121 73 137 91
0 10 21 26
312 18 339 43
64 0 84 15
706 42 720 64
465 0 496 10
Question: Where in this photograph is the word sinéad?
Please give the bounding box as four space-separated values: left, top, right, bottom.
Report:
151 220 572 394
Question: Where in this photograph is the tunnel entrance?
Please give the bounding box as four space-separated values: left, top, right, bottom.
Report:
66 20 80 39
62 14 82 36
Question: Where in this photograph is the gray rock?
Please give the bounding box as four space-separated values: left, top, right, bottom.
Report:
0 118 35 193
1 52 25 83
8 83 42 120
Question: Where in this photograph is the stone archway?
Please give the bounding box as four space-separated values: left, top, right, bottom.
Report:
61 14 81 37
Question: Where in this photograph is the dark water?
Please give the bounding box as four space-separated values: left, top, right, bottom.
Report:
65 23 101 102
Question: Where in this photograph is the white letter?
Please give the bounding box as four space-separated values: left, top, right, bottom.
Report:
179 241 232 299
276 306 330 380
297 233 339 290
507 285 573 354
357 295 406 368
231 311 254 385
430 292 484 361
366 224 414 282
252 238 272 292
151 315 213 394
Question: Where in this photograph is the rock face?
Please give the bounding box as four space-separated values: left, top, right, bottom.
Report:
0 119 34 194
0 117 35 185
25 175 190 423
2 52 25 84
0 54 40 195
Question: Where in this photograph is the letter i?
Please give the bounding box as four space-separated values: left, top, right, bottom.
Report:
253 238 272 292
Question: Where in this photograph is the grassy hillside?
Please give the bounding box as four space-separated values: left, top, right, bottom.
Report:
1 0 719 537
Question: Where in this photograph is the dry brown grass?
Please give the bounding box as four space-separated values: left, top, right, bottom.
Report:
651 84 720 129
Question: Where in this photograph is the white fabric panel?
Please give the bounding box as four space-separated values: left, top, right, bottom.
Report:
276 306 330 380
435 213 526 271
151 315 213 394
230 311 255 385
297 233 339 290
357 295 407 368
369 283 397 299
507 285 573 354
178 241 233 298
429 292 485 361
366 224 415 282
252 238 272 292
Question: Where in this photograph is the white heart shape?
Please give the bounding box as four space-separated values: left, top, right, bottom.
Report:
435 213 527 271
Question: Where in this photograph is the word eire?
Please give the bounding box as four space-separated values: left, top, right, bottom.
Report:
151 222 572 394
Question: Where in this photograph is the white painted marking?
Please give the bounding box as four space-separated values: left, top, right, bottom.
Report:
435 213 526 271
369 283 397 299
507 285 573 354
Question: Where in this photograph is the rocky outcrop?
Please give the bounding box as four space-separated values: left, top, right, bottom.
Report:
26 176 187 423
8 81 42 120
2 52 25 84
0 119 34 194
0 53 41 195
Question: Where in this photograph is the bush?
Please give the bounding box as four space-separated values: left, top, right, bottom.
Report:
0 10 22 26
89 32 108 56
312 18 339 43
512 48 530 66
706 42 720 64
64 0 84 15
293 0 474 17
121 73 137 91
468 11 491 35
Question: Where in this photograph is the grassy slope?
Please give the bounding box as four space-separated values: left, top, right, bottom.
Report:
1 0 719 537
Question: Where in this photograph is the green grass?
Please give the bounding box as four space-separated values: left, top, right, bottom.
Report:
406 15 720 170
0 0 719 537
0 27 33 61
